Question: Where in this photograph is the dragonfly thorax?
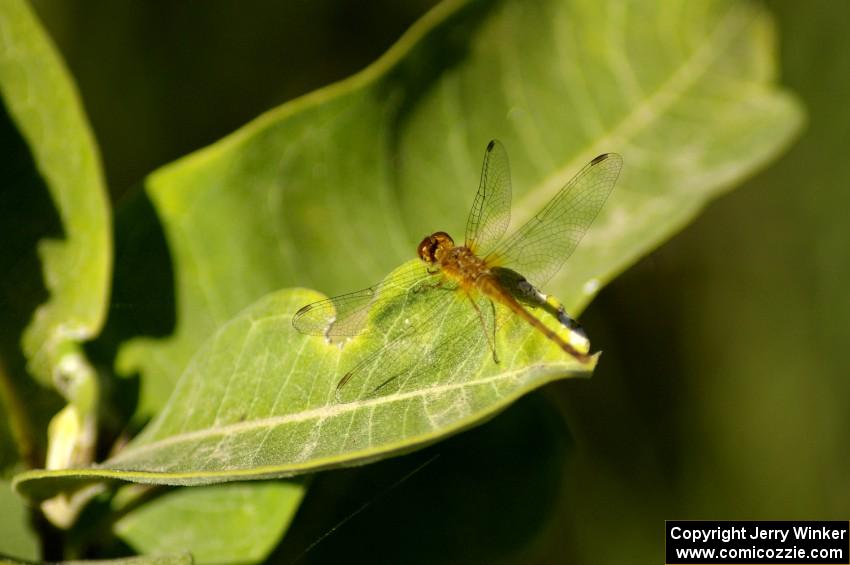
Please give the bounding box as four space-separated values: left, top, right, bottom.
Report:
439 245 490 282
417 231 455 264
418 230 491 287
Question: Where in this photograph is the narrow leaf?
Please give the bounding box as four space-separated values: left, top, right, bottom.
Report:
0 0 111 384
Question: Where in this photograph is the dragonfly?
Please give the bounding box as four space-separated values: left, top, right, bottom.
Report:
293 140 622 396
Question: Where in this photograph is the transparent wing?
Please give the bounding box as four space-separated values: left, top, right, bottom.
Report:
486 153 622 288
292 261 441 340
335 290 491 402
464 140 512 256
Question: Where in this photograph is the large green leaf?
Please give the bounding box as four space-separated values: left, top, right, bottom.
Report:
15 285 589 496
112 0 802 418
0 0 111 385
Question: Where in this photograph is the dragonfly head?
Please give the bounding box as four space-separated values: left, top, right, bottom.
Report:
418 231 454 263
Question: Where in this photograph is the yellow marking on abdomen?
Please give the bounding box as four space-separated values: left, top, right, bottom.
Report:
477 276 591 364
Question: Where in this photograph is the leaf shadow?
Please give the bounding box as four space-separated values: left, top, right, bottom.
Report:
88 187 177 443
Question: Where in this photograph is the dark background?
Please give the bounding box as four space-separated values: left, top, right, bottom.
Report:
26 0 850 562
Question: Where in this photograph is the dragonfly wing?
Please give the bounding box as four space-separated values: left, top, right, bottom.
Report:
485 153 622 289
335 288 488 403
292 260 441 340
464 140 512 257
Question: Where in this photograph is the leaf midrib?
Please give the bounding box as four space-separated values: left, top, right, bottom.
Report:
105 361 582 465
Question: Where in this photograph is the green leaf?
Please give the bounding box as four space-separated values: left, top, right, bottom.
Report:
0 0 111 385
59 556 192 565
0 480 39 561
114 482 303 564
14 285 589 496
111 0 801 420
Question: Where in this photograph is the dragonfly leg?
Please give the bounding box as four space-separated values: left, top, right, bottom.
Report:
490 299 499 362
413 279 444 294
467 293 499 364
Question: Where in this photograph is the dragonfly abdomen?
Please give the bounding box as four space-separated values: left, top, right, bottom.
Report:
477 275 591 363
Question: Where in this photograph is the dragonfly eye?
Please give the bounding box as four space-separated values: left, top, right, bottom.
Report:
432 231 454 247
417 235 437 263
417 232 454 263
